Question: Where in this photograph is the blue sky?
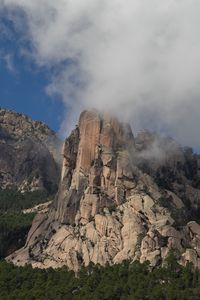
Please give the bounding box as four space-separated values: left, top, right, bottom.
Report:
0 60 65 132
0 3 200 152
0 16 64 133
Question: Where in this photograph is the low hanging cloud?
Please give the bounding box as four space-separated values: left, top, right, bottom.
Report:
1 0 200 147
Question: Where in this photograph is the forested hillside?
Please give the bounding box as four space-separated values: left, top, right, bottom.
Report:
0 256 200 300
0 188 53 258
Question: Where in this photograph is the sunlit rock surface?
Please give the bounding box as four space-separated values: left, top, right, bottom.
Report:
8 110 200 271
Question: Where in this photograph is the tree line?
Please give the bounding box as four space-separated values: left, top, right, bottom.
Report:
0 253 200 300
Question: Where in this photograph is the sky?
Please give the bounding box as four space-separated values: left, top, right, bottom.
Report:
0 12 65 132
0 54 65 132
0 1 200 150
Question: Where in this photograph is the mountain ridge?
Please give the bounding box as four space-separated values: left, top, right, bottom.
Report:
0 108 62 193
7 110 200 271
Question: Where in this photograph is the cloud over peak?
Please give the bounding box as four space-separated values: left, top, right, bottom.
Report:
1 0 200 147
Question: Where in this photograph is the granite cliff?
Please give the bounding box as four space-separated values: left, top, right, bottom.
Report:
8 110 200 271
0 108 61 193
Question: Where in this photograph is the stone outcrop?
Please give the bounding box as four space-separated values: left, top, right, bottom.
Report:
8 110 200 271
135 129 200 217
0 108 61 192
22 201 52 215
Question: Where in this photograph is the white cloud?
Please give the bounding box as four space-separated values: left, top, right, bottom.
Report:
3 53 16 73
1 0 200 147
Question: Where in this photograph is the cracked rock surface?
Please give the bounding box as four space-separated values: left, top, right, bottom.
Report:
0 108 61 192
8 110 200 271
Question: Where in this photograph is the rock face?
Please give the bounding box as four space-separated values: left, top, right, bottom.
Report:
0 108 61 193
8 110 200 271
135 129 200 217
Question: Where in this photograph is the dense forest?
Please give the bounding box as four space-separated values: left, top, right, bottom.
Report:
0 213 35 258
0 254 200 300
0 189 51 212
1 190 200 299
0 188 52 258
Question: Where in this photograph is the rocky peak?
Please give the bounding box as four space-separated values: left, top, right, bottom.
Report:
0 108 61 192
56 110 136 224
0 108 61 163
75 110 135 173
8 110 200 271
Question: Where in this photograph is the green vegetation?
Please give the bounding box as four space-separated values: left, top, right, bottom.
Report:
0 188 52 258
0 213 35 258
0 188 52 213
0 191 200 299
0 255 200 300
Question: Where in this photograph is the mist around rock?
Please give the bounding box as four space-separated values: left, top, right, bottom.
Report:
1 0 200 276
7 110 200 271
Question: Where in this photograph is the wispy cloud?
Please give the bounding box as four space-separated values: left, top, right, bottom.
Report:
1 1 200 147
3 53 15 73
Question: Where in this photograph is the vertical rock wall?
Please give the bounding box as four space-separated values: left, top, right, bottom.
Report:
8 110 200 272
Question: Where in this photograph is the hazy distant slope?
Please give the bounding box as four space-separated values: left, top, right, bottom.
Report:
0 108 61 193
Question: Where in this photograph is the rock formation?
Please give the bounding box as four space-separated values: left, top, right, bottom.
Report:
8 110 200 271
0 108 61 193
135 129 200 217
